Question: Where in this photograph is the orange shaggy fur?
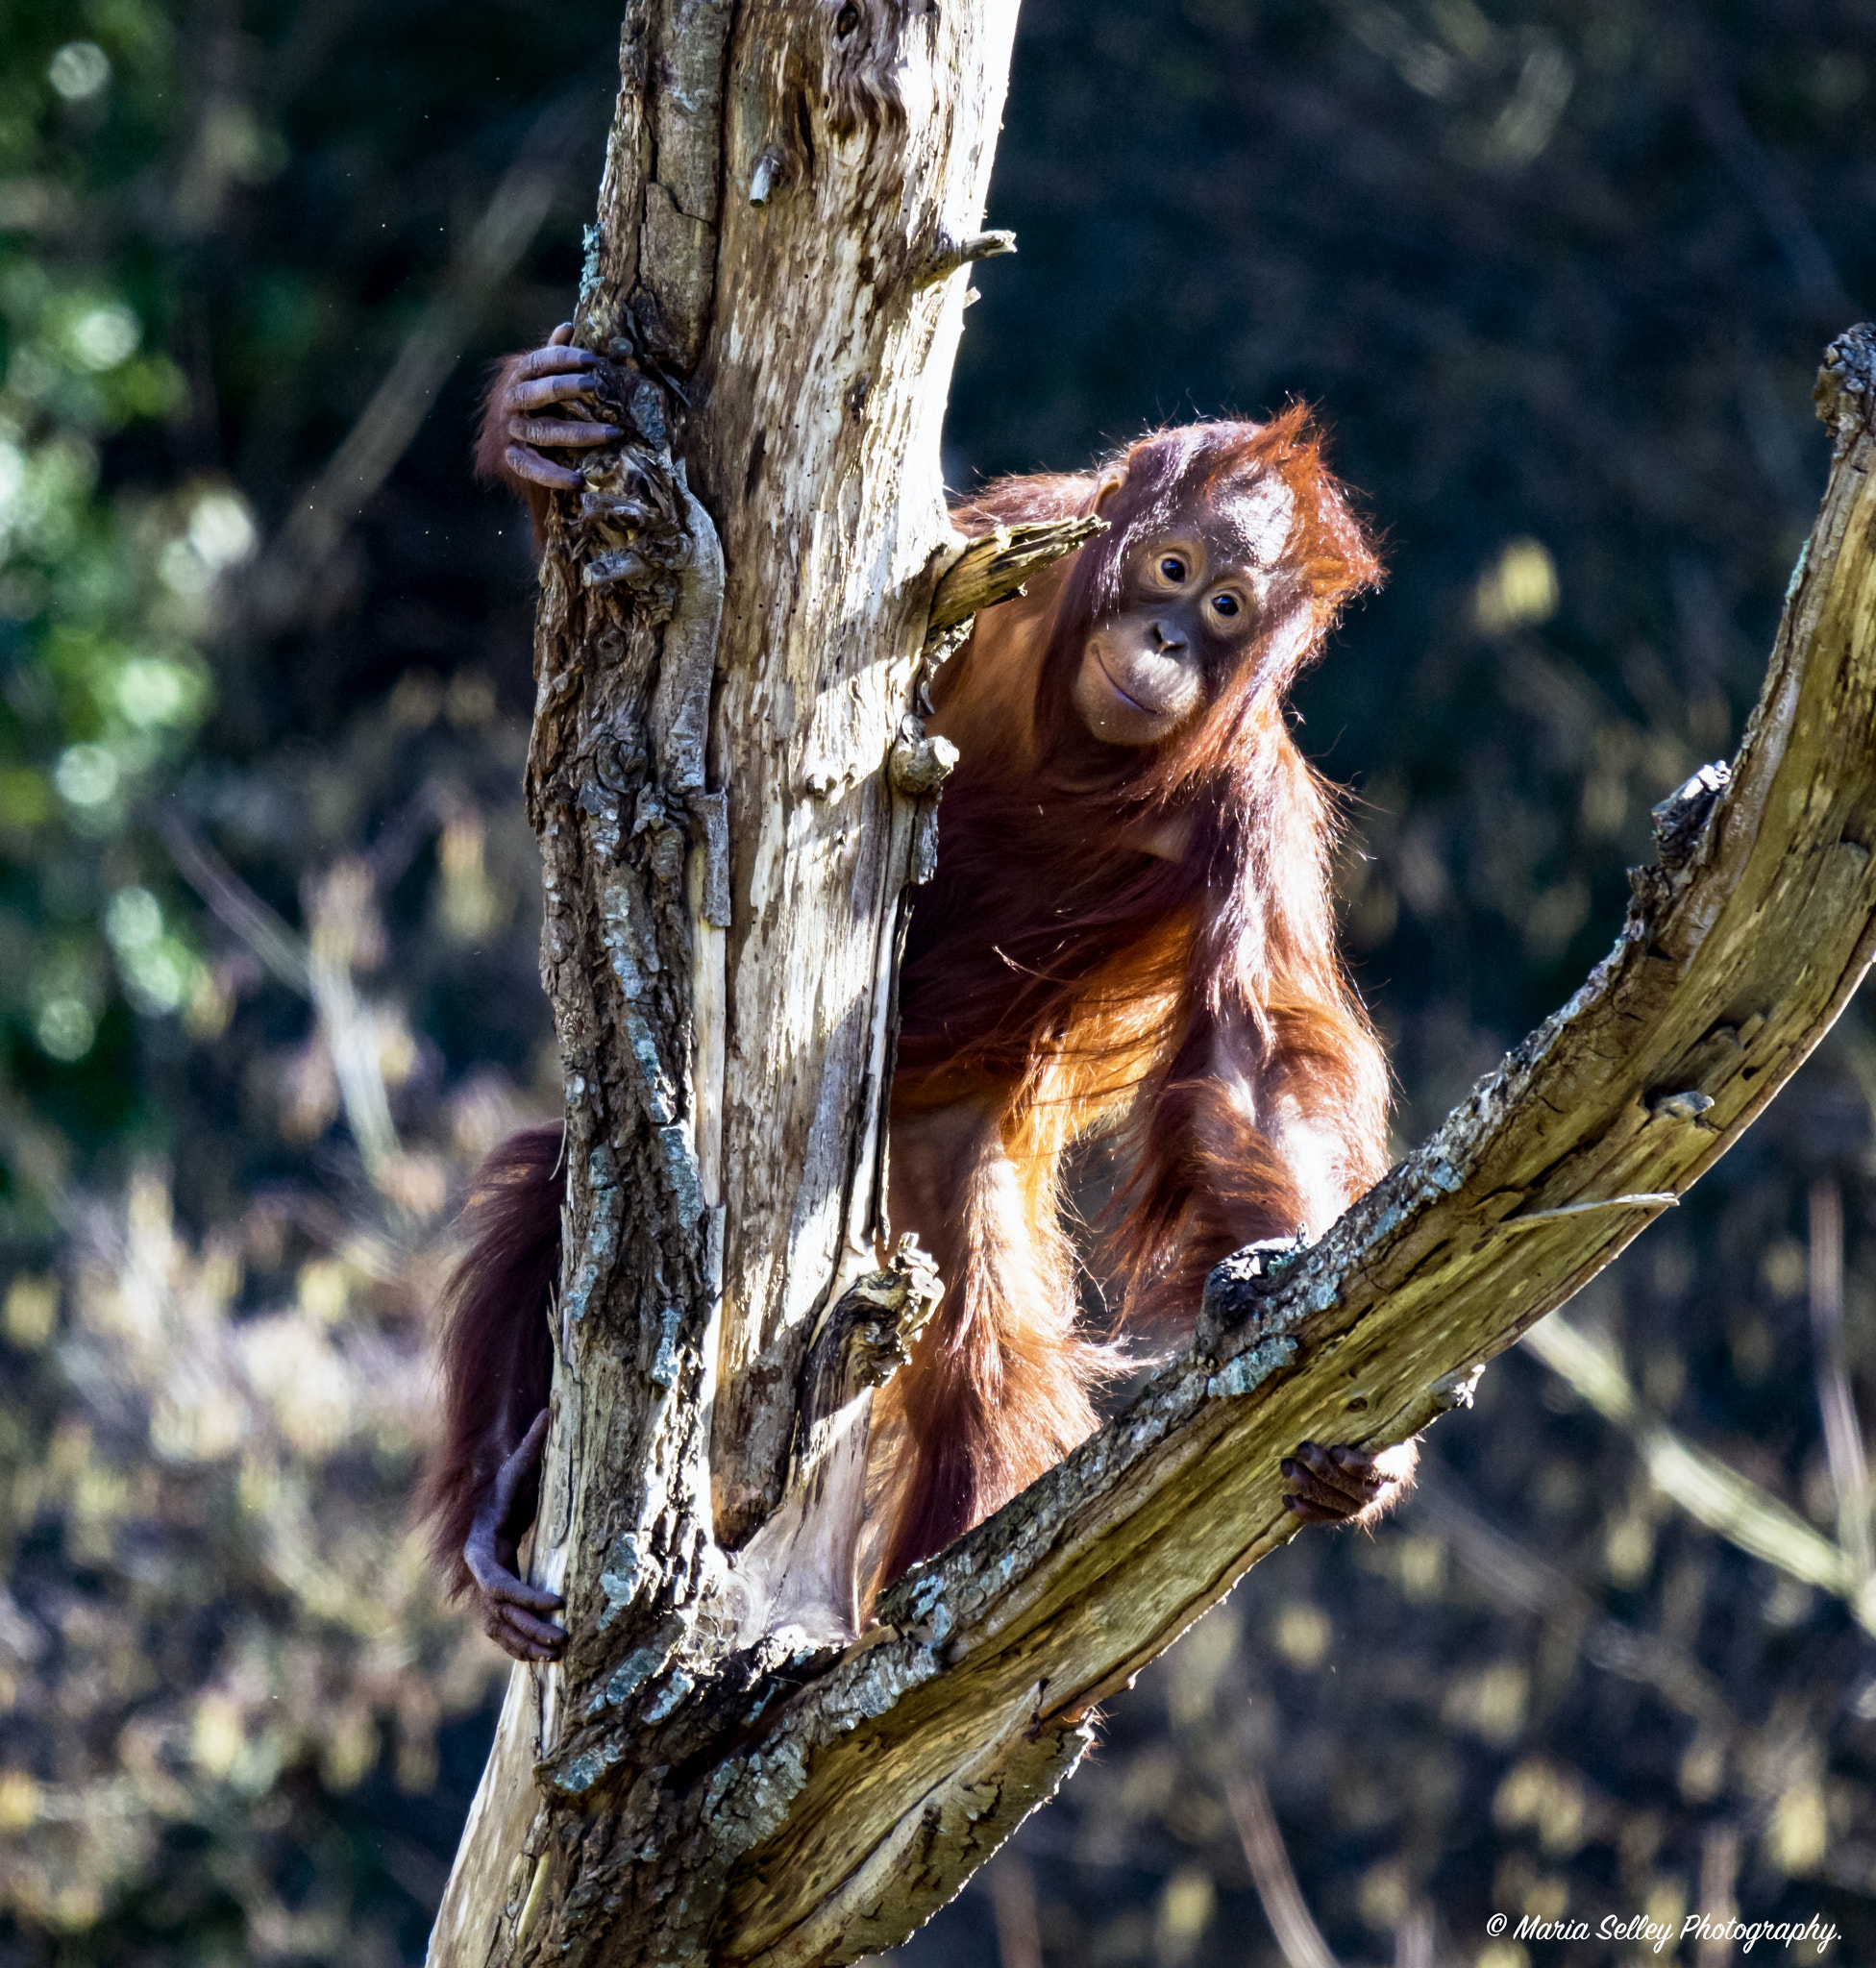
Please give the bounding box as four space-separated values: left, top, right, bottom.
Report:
427 396 1390 1610
876 413 1390 1581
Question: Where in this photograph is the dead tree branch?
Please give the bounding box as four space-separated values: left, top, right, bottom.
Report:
926 516 1106 637
1228 1773 1345 1968
1521 1310 1875 1624
686 324 1876 1963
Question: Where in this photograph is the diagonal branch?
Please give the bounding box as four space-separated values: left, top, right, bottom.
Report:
1227 1774 1345 1968
159 808 312 996
1520 1311 1874 1624
690 322 1876 1964
1809 1176 1875 1582
160 812 407 1187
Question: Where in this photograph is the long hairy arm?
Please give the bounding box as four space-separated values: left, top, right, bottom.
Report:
1107 742 1390 1330
415 1123 565 1597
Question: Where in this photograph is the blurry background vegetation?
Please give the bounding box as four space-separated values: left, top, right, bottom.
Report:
0 1 1873 1963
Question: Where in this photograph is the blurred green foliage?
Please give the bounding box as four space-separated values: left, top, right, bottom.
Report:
3 0 1876 1963
0 0 613 1957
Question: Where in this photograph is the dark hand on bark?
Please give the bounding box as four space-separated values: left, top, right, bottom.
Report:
465 1407 567 1660
500 323 621 493
1280 1439 1413 1525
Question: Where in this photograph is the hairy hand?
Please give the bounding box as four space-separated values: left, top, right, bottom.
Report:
1279 1439 1418 1526
464 1407 568 1661
498 323 621 492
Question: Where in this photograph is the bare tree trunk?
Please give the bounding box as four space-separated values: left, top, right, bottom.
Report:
424 0 1876 1953
431 3 1024 1961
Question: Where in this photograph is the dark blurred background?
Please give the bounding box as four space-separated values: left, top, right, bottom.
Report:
2 3 1874 1963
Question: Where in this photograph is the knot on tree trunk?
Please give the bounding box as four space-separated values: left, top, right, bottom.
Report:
791 1237 943 1478
1197 1232 1311 1352
1650 761 1733 871
1815 321 1876 454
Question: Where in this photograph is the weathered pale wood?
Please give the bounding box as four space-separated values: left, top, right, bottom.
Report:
430 3 1021 1962
728 1240 940 1647
926 516 1107 637
692 4 1024 1551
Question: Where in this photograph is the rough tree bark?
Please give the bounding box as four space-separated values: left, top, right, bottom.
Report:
424 0 1876 1956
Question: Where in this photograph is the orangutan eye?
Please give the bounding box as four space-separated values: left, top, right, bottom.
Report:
1158 555 1187 583
1211 593 1240 618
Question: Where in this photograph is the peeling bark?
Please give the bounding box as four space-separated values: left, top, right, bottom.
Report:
432 2 1022 1961
426 0 1876 1953
729 1240 941 1647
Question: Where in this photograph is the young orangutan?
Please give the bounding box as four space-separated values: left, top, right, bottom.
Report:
418 334 1415 1660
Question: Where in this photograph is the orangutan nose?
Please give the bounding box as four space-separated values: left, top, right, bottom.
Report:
1151 619 1187 653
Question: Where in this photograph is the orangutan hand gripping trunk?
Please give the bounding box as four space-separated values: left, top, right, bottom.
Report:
421 338 1417 1660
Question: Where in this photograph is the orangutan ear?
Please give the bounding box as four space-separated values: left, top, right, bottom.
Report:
1092 468 1128 512
1255 602 1321 690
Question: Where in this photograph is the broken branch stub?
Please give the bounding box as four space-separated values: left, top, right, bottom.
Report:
701 324 1876 1963
925 515 1108 639
914 228 1018 289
